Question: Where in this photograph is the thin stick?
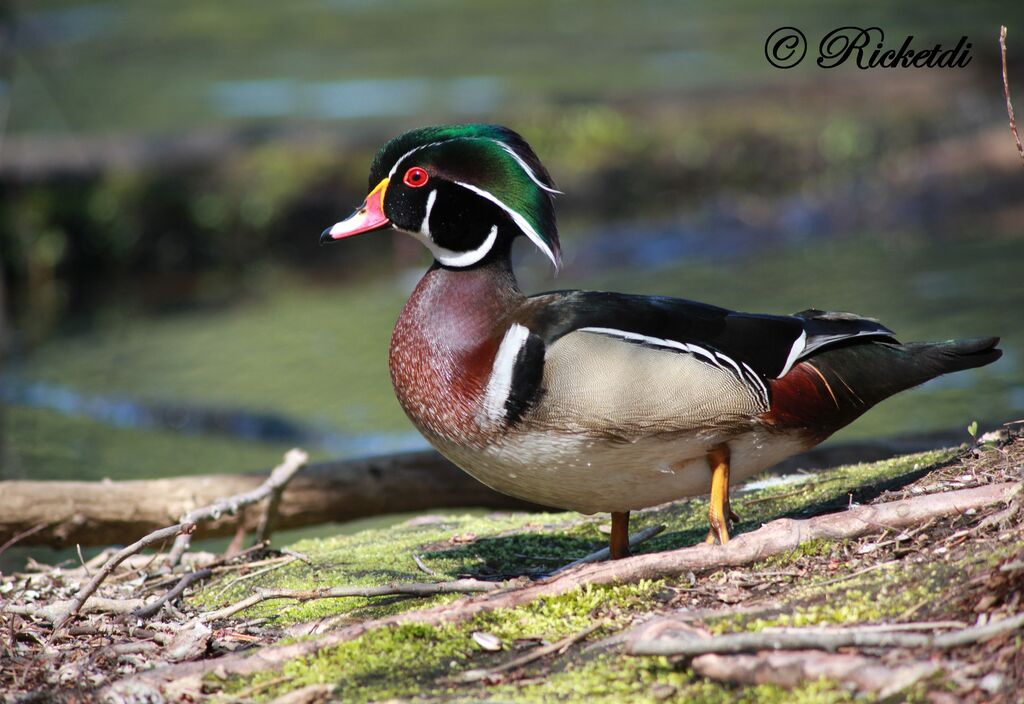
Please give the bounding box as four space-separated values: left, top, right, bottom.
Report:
211 556 297 600
458 622 605 682
200 578 501 622
629 612 1024 656
75 544 90 575
742 486 816 506
129 568 212 620
549 524 665 575
49 523 194 637
253 469 287 544
814 560 899 588
413 553 437 576
0 522 50 558
759 620 966 633
1001 26 1024 165
166 448 308 567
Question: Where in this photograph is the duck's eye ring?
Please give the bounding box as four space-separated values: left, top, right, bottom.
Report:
403 167 429 188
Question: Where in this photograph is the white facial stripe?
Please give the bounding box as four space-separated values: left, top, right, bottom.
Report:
420 189 437 235
453 180 559 270
579 327 770 406
779 329 807 377
494 141 562 195
482 323 531 423
387 140 447 178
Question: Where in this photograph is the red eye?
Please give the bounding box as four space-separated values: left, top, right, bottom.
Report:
403 166 429 188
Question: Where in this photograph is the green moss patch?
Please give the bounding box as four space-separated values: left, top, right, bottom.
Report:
192 448 953 628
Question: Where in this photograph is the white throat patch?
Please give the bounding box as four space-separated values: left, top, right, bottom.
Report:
407 223 499 269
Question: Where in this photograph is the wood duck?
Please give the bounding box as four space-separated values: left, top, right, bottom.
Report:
321 124 1001 559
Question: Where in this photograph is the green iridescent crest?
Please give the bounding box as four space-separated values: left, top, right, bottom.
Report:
370 124 561 269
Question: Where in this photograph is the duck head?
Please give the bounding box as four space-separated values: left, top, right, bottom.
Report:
321 125 561 270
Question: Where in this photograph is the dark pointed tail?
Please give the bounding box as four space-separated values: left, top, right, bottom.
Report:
766 337 1001 439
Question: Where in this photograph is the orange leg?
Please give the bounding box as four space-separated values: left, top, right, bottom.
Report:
705 444 735 545
610 511 631 559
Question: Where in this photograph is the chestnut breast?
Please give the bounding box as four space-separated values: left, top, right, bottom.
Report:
389 266 523 443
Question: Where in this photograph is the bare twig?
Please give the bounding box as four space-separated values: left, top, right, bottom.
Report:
10 596 147 622
691 651 939 696
629 612 1024 656
166 448 308 567
0 522 50 558
1001 26 1024 165
223 519 248 559
66 624 170 643
130 568 212 620
814 560 899 588
280 548 311 566
211 556 297 600
200 578 501 622
253 467 288 544
741 486 816 506
549 524 665 575
49 523 194 636
75 544 90 576
413 553 436 576
457 622 605 682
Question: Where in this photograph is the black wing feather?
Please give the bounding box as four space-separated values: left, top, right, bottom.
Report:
524 291 897 379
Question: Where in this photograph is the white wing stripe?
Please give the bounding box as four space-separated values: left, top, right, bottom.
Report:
779 329 807 377
741 362 770 406
482 323 531 422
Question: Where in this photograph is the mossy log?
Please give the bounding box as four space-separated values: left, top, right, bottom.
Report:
0 431 971 549
0 451 540 549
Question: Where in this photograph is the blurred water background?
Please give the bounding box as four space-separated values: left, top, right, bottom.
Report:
1 0 1023 485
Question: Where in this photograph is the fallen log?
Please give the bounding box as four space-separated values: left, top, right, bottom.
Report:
0 431 979 550
0 451 541 549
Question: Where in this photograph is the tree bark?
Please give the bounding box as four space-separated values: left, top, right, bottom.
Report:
0 451 541 549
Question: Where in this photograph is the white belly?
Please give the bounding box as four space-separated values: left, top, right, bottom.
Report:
431 429 810 514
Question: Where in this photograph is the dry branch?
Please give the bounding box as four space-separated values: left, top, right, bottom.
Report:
549 524 664 575
629 613 1024 656
1001 26 1024 165
166 448 308 566
49 523 192 635
691 651 939 696
9 596 147 622
200 578 501 622
130 568 212 620
103 480 1019 699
